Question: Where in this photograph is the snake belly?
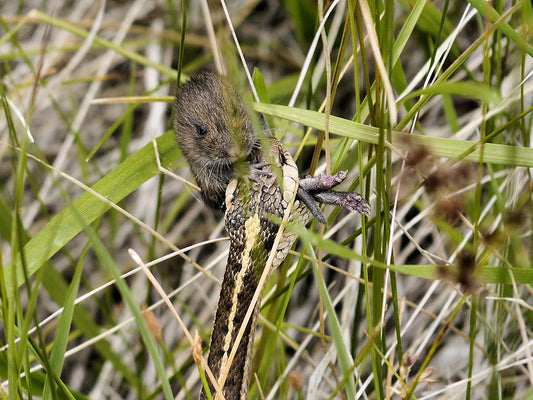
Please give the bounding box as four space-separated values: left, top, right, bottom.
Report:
199 138 311 400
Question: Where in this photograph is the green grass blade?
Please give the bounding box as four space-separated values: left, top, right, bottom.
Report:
80 220 174 400
309 257 356 398
42 246 87 399
401 81 502 105
393 0 428 64
289 222 533 284
467 0 533 57
31 10 178 79
254 103 533 167
6 131 180 289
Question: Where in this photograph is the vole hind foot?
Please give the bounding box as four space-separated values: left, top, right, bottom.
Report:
299 171 348 191
296 187 327 224
311 191 371 217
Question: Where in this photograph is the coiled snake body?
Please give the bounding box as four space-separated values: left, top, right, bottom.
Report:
174 73 369 399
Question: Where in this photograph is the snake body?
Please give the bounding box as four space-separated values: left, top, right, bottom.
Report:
201 137 310 400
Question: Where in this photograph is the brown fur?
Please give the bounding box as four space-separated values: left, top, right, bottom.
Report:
173 72 262 210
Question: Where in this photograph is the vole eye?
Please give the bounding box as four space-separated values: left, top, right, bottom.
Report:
195 123 208 138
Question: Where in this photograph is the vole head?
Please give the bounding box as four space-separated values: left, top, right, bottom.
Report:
173 72 261 210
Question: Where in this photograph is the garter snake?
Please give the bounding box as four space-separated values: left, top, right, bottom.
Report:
174 72 369 399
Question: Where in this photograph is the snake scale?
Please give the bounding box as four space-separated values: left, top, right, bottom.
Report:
174 73 369 399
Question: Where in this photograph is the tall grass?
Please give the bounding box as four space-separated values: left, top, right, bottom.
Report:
0 1 532 399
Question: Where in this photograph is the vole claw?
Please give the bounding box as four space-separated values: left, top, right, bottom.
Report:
311 190 371 216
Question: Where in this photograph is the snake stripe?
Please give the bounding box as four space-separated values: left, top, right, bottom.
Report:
218 213 260 386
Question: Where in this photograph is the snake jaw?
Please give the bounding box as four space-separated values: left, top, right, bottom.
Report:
225 179 238 211
281 160 299 205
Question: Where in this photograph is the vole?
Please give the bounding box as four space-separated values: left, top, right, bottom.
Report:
173 72 263 211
